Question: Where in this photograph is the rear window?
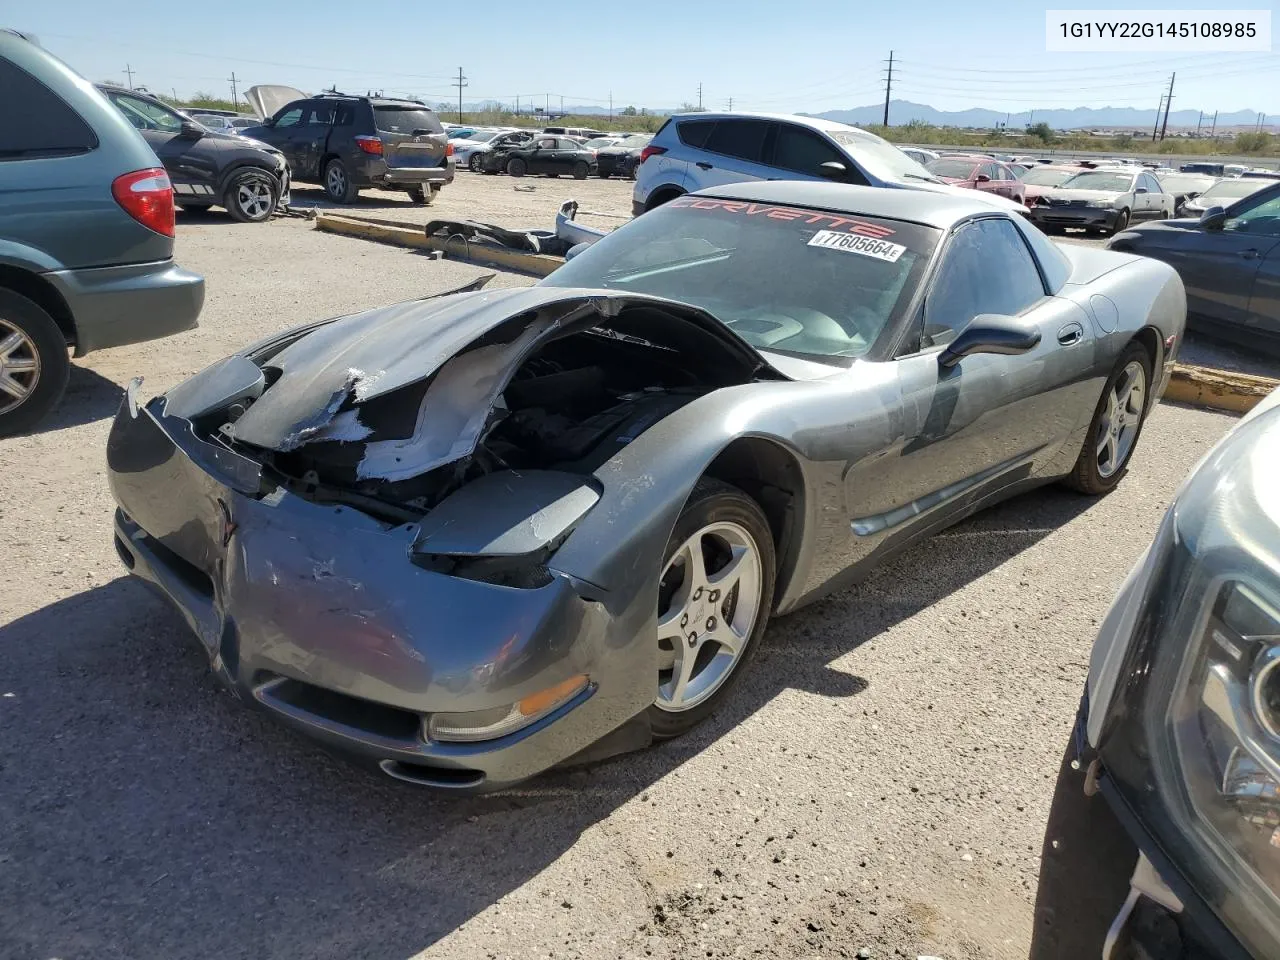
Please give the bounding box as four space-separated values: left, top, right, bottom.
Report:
0 59 97 160
373 105 443 135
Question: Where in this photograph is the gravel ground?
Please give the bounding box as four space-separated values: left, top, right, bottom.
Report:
294 171 1279 380
0 212 1244 960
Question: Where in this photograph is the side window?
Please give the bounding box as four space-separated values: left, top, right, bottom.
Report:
1144 174 1162 193
772 124 845 176
980 163 999 181
333 105 355 127
272 105 304 128
677 119 715 149
704 119 770 163
536 137 556 149
0 60 97 159
921 219 1045 348
558 138 576 150
111 93 183 134
1227 193 1280 237
304 104 336 126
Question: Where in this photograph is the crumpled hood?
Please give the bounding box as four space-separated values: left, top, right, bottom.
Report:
227 287 781 474
244 84 307 120
898 180 1026 211
1043 188 1123 202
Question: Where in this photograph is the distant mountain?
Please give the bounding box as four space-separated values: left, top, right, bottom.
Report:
809 99 1268 131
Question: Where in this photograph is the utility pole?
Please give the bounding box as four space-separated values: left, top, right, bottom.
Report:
560 95 564 115
172 87 178 102
1158 72 1175 141
228 71 239 107
726 96 733 111
452 67 467 124
609 91 613 124
882 50 894 127
1210 110 1218 137
545 93 549 117
1151 94 1164 141
124 63 135 89
697 82 703 111
1195 111 1203 136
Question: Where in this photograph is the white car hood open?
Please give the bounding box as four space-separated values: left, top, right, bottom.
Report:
244 85 308 120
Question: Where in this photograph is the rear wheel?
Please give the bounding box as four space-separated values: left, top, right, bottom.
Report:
1063 343 1152 495
406 185 437 205
506 157 527 177
573 160 590 180
223 168 277 223
1111 208 1130 234
323 159 360 203
468 153 483 172
644 188 685 213
647 479 775 739
0 289 70 437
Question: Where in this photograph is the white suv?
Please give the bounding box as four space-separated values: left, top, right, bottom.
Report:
633 112 1024 215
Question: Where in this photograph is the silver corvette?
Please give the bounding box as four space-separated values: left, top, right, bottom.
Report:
107 182 1186 791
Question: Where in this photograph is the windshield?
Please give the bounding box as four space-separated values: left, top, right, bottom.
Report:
1060 171 1135 192
828 132 938 182
584 137 615 149
621 135 651 147
1020 167 1075 186
375 106 443 135
927 158 979 179
541 197 939 364
1159 174 1213 193
109 93 183 133
1201 180 1266 202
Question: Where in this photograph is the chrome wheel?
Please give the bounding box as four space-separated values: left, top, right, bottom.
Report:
235 178 273 219
1097 359 1146 478
0 319 40 414
326 164 346 196
469 153 482 172
655 520 763 713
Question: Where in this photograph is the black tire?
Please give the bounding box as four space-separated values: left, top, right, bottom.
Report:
406 185 437 205
1063 342 1153 496
646 478 776 739
223 168 278 223
507 157 527 177
0 288 71 437
1111 208 1130 235
573 161 590 180
468 154 483 172
323 158 360 204
629 165 639 181
177 204 214 214
644 188 685 213
596 170 610 179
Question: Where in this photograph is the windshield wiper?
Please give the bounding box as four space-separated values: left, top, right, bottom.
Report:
900 173 943 184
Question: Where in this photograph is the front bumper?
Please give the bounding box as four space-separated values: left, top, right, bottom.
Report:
46 260 204 356
1032 701 1252 960
1027 205 1122 230
106 388 651 791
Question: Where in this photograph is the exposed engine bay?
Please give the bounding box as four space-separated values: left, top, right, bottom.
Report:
230 324 713 520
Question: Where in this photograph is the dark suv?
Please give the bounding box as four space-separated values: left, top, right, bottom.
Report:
97 85 290 223
241 95 454 205
0 30 203 435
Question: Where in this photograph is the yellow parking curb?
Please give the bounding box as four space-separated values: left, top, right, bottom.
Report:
313 212 564 277
1165 364 1278 414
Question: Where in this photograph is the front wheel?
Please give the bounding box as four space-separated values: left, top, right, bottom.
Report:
468 154 483 172
506 157 527 177
224 168 278 223
1110 208 1130 234
573 161 590 180
647 479 775 739
323 159 360 203
1063 343 1153 495
0 289 70 437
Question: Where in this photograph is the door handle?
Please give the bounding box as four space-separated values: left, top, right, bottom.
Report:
696 161 713 170
1241 249 1260 260
1057 322 1084 346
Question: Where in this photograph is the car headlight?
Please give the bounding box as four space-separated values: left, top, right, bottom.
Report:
1092 400 1280 956
1086 198 1117 208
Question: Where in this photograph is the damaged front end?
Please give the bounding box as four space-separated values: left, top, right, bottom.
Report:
106 283 779 788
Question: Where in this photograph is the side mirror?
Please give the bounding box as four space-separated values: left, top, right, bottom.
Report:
975 173 991 183
1199 205 1227 230
938 315 1042 369
818 161 849 181
179 120 204 139
1135 186 1148 194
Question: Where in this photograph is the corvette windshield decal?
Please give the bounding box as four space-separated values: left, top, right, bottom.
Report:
667 196 897 239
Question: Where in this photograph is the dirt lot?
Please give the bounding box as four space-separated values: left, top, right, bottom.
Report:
0 206 1248 960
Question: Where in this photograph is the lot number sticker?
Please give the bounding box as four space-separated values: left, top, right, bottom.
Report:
807 229 906 263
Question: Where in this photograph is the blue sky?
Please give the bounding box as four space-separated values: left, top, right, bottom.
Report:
17 0 1280 115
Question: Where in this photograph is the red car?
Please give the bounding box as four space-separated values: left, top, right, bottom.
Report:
925 155 1026 205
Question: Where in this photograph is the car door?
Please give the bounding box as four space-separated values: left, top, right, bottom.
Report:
975 163 1002 196
526 137 558 174
260 102 306 168
771 122 869 185
856 217 1095 539
1144 173 1172 218
687 119 775 190
106 91 219 196
1173 191 1280 327
553 137 580 174
289 102 335 179
1129 173 1155 219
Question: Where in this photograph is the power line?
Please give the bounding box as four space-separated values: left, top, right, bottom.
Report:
894 51 1275 76
451 66 467 124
